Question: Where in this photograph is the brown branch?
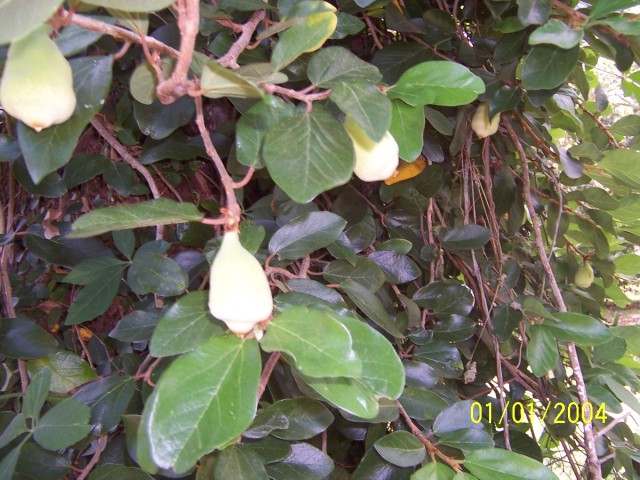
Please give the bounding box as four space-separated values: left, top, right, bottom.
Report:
257 352 280 399
505 120 602 480
76 435 108 480
218 11 266 69
260 84 332 111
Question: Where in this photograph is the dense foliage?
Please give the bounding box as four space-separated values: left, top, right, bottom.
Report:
1 0 640 479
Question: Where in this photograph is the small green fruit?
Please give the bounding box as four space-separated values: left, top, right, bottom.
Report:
0 25 76 132
208 230 273 335
574 261 594 289
471 102 500 139
344 115 399 182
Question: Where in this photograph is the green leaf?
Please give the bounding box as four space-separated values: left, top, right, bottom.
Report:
374 431 425 467
588 0 640 20
62 154 110 189
15 443 71 480
200 61 263 99
606 377 640 417
34 398 91 450
526 324 559 376
438 224 491 250
433 401 484 436
263 105 354 203
0 317 57 359
23 367 52 420
150 291 223 357
542 312 613 346
521 45 580 90
0 134 21 162
412 462 457 480
261 306 362 378
414 341 464 378
432 315 476 342
491 305 523 342
65 272 121 325
0 414 28 450
133 96 195 140
610 115 640 136
267 398 334 440
271 1 337 70
214 446 269 480
438 428 495 452
399 387 449 420
88 465 154 480
143 336 261 473
517 0 551 25
368 250 421 284
80 0 174 12
0 444 24 480
331 81 392 142
596 149 640 190
27 351 96 394
389 100 425 161
0 0 63 45
335 315 405 399
413 281 474 316
64 257 127 285
72 376 136 433
614 254 640 275
68 199 204 238
269 211 346 260
265 442 334 480
127 251 188 297
236 97 297 168
308 46 382 87
18 56 113 184
109 310 160 342
464 448 558 480
323 257 386 291
389 61 485 107
372 43 434 84
529 19 584 49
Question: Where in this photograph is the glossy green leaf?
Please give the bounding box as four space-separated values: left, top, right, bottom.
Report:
15 442 71 480
350 447 413 480
0 0 63 45
374 431 425 467
368 250 421 284
342 279 405 338
262 105 354 203
18 56 113 184
133 96 195 140
245 436 292 464
127 251 187 297
614 254 640 275
0 414 28 450
332 81 391 142
65 271 121 325
433 400 484 436
389 100 425 161
268 398 334 440
372 43 434 84
399 387 449 420
64 257 126 286
543 312 614 346
464 448 558 480
109 310 160 342
0 134 21 162
413 281 474 316
526 324 559 376
517 0 551 25
89 464 154 480
27 351 96 394
34 398 91 450
265 442 334 480
62 154 110 189
588 0 640 19
414 341 464 378
269 211 346 260
308 46 382 87
261 306 362 378
150 291 223 356
597 149 640 190
529 19 583 48
432 315 476 342
0 317 57 359
271 1 337 70
323 257 386 291
299 374 379 419
200 61 263 99
438 224 491 250
214 446 269 480
491 305 522 342
68 199 204 238
439 429 495 452
390 61 485 107
521 45 580 90
72 376 136 433
23 367 52 420
286 278 348 308
143 336 261 473
412 462 457 480
81 0 174 12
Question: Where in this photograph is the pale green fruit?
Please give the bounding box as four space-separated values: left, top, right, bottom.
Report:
344 115 399 182
574 261 594 289
208 230 273 334
471 102 500 139
0 25 76 132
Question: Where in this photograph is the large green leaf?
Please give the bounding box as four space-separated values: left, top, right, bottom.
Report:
597 149 640 190
200 61 263 99
464 448 558 480
298 373 379 419
109 309 160 342
413 281 474 316
127 251 188 297
517 0 551 25
150 291 224 357
267 398 334 440
23 367 52 420
331 81 391 142
80 0 175 12
0 317 57 359
308 46 382 87
526 324 559 376
68 199 204 238
261 306 362 378
368 250 421 284
214 446 269 480
0 0 63 45
142 335 261 473
18 56 113 184
269 211 346 260
529 19 584 49
133 96 195 140
614 254 640 275
27 351 96 394
72 376 136 433
88 465 153 480
262 105 354 203
389 100 425 161
374 431 425 467
414 341 464 378
33 399 91 451
521 45 580 90
389 61 485 107
323 257 386 291
438 224 491 250
588 0 640 19
64 267 123 325
542 312 613 346
265 442 334 480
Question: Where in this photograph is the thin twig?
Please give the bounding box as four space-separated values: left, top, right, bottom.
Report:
257 352 280 399
218 11 266 69
76 435 108 480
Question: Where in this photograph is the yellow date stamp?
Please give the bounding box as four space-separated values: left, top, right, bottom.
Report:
470 401 607 425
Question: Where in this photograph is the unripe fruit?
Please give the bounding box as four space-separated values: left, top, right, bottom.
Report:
344 115 399 182
208 230 273 335
0 25 76 132
574 261 594 289
471 102 500 139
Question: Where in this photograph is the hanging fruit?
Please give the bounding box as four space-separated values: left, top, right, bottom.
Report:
471 102 500 139
344 115 399 182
